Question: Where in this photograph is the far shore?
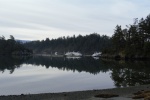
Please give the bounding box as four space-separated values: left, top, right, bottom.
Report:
32 54 150 61
34 54 92 57
1 84 150 100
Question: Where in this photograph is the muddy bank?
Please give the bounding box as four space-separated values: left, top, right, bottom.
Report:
1 85 150 100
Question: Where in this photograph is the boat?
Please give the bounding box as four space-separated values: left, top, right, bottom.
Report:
64 52 82 57
92 52 101 57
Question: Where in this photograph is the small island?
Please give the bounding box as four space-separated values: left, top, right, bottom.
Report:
0 35 33 55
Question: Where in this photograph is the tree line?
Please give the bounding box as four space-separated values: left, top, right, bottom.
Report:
24 33 111 55
102 14 150 59
2 14 149 58
24 13 150 58
0 35 32 55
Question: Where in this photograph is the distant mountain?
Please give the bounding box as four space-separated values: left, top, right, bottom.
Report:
16 40 31 44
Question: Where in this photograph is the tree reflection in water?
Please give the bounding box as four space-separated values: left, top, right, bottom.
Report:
0 56 150 87
109 60 150 87
0 56 31 74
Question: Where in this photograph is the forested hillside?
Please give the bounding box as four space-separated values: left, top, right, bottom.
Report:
0 35 32 55
24 33 111 55
13 13 150 58
103 14 150 59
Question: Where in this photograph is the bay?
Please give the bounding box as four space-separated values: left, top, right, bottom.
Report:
0 56 150 95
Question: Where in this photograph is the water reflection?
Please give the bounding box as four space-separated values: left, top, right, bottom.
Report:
92 57 99 60
0 56 31 74
108 60 150 87
0 56 150 87
66 56 81 59
25 56 109 74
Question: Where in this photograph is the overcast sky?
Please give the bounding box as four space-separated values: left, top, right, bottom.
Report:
0 0 150 40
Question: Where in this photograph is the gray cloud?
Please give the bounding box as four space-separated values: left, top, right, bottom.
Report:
0 0 150 40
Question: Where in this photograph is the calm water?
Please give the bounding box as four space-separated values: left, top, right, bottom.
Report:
0 56 150 95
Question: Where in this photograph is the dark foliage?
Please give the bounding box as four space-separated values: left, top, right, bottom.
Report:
24 33 111 55
103 14 150 59
0 35 33 55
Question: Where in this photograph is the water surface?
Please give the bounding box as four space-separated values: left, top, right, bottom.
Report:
0 56 150 95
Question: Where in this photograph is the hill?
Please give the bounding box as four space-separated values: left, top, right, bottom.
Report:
24 33 111 55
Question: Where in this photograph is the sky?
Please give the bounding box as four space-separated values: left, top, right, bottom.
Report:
0 0 150 40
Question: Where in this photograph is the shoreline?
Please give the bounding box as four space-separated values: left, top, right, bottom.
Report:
1 85 150 100
32 54 150 61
